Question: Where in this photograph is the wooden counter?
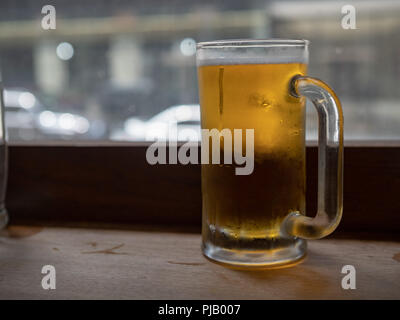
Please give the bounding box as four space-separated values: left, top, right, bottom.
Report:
0 226 399 299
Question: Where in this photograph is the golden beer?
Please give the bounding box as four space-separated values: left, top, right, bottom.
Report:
198 63 307 264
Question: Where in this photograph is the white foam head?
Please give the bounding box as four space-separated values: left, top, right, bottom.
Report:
196 39 309 66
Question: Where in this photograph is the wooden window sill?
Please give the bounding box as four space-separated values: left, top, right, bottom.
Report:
6 144 400 234
0 225 399 299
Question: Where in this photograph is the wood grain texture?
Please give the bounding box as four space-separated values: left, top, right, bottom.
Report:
5 145 400 234
0 226 399 299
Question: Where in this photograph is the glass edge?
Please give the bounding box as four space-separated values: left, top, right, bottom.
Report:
196 39 310 49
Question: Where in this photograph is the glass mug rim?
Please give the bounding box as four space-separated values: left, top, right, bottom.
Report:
196 39 310 49
196 39 309 65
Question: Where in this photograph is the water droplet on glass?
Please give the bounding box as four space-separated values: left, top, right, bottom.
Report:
249 93 270 109
290 129 300 136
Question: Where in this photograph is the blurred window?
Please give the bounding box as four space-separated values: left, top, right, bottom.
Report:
0 0 398 142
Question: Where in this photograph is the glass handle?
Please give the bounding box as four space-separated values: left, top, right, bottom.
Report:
0 84 8 229
282 75 343 239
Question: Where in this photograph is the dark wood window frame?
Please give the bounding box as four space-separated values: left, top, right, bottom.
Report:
6 141 400 236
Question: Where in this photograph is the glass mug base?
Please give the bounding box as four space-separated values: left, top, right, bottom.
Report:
202 236 307 269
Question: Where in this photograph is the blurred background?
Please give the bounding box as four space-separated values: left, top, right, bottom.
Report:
0 0 399 142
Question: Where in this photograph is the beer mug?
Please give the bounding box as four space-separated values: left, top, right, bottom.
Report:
196 39 343 268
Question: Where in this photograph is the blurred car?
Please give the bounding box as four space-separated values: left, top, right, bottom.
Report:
112 104 201 141
3 88 90 140
93 84 153 137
